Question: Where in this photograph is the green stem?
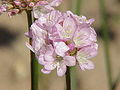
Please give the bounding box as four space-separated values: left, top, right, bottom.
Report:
26 10 39 90
76 0 82 15
70 67 77 90
66 67 71 90
99 0 112 90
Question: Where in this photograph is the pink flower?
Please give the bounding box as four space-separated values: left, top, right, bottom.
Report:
29 2 35 7
0 5 7 14
66 11 95 25
54 11 97 47
76 43 98 70
49 0 63 7
54 42 70 57
14 0 21 6
33 0 63 18
8 9 20 16
25 10 98 76
41 68 51 74
35 1 49 6
0 0 63 16
41 44 76 76
55 16 76 40
73 27 97 48
26 20 47 53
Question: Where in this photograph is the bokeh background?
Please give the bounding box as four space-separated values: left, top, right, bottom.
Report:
0 0 120 90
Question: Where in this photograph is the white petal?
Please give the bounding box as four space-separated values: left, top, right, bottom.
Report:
79 60 94 70
44 62 56 70
44 45 55 62
25 42 34 52
64 56 76 66
41 68 51 74
38 55 46 65
57 64 66 76
54 42 69 57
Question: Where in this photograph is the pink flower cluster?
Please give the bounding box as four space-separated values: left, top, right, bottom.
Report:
0 0 62 16
26 10 98 76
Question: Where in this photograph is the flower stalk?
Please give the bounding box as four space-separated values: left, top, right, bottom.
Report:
70 67 77 90
66 67 71 90
26 10 39 90
99 0 112 90
76 0 82 16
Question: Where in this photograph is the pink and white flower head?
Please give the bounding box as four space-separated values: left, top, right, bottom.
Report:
40 43 76 76
33 0 63 18
0 5 7 14
0 0 63 16
25 19 47 53
26 10 98 76
8 9 20 16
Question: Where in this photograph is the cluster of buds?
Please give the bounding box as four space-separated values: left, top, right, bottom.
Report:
25 10 98 76
0 0 62 16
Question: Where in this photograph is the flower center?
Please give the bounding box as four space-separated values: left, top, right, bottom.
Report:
65 39 71 45
69 48 78 56
56 55 63 61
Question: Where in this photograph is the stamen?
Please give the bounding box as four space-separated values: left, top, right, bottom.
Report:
69 48 78 56
56 55 63 61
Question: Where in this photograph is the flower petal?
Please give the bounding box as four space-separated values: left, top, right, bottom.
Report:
44 54 55 62
44 62 56 71
50 0 63 7
73 27 97 48
64 56 76 66
57 64 66 76
58 17 76 39
38 55 46 65
54 42 69 57
79 60 94 70
25 42 34 52
77 43 98 59
32 38 45 52
24 32 32 38
41 68 51 74
44 45 55 62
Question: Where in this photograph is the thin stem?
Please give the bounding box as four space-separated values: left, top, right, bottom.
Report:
66 67 71 90
26 10 39 90
75 0 82 15
70 67 77 90
99 0 112 90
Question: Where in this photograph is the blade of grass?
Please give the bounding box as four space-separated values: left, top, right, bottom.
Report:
99 0 112 90
26 10 39 90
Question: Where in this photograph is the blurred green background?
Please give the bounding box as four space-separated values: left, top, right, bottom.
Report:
0 0 120 90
